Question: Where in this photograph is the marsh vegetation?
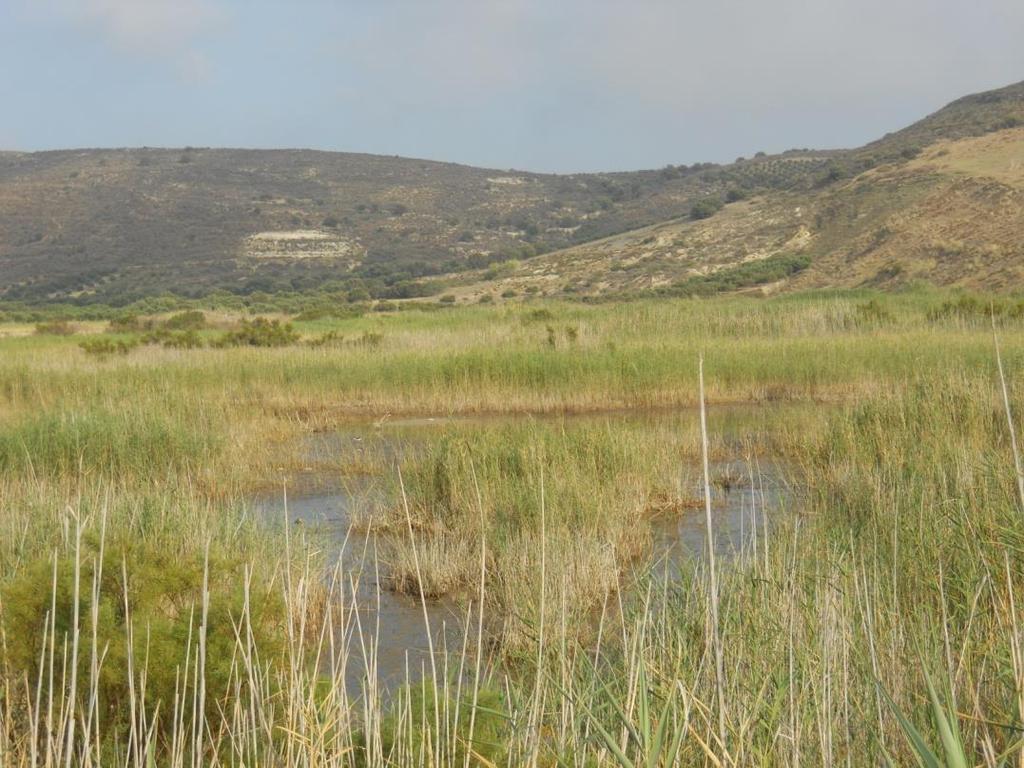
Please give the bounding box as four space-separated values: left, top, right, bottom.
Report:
2 289 1024 765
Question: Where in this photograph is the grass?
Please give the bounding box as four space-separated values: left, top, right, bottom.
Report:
3 289 1024 421
1 288 1024 764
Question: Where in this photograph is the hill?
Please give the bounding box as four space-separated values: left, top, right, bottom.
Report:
1 80 1023 306
444 82 1024 301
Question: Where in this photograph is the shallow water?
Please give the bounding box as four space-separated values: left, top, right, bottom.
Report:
251 485 465 697
250 403 798 695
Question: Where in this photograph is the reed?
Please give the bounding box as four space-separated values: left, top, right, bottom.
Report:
1 290 1023 764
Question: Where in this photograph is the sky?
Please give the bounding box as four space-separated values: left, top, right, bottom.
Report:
1 0 1023 173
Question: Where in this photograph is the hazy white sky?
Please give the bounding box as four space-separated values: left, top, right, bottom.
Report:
2 0 1022 172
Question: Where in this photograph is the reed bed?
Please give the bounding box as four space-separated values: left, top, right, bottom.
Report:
1 291 1024 764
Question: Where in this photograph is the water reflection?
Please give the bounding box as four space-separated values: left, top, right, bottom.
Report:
250 403 799 695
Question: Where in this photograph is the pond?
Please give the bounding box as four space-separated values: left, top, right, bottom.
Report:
250 403 800 695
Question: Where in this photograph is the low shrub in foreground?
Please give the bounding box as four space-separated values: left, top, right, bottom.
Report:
0 538 286 748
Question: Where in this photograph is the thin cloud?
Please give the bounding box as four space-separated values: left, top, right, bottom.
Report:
38 0 223 55
338 2 545 103
5 0 1023 169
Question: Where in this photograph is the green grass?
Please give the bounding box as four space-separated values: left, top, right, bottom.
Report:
4 289 1024 420
0 405 221 478
1 289 1024 764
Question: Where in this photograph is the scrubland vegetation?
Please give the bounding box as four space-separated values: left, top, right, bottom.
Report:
2 289 1024 765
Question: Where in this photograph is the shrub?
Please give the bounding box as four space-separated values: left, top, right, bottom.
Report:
215 318 299 347
439 294 456 304
79 337 139 356
926 294 1024 322
292 305 362 322
107 314 153 333
162 310 207 331
689 196 724 220
1 540 285 744
35 321 75 336
484 260 520 280
822 162 848 183
661 253 812 297
162 330 204 349
725 188 749 203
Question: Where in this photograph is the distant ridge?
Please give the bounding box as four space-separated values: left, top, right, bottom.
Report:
1 79 1022 305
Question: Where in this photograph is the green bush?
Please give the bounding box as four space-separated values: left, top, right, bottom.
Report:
927 294 1024 322
107 314 153 333
1 540 285 744
689 196 724 220
162 330 205 349
214 318 299 347
79 337 140 356
35 321 75 336
162 310 207 331
293 305 362 322
484 260 520 280
822 162 849 183
661 253 812 297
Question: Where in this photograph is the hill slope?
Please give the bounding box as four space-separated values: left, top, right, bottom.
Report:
1 80 1023 305
454 126 1024 300
445 82 1024 300
0 145 840 304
